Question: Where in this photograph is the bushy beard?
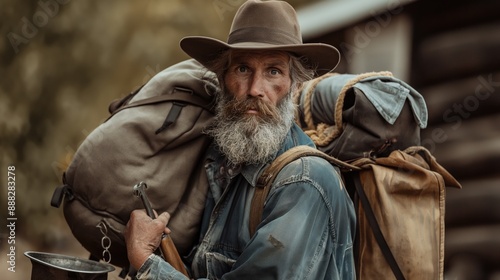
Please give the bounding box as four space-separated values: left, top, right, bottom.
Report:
205 90 296 165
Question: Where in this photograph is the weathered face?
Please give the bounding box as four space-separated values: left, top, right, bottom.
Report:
224 50 292 109
206 50 296 165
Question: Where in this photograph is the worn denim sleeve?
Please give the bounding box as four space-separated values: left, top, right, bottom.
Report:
221 157 356 280
136 254 199 280
137 156 356 280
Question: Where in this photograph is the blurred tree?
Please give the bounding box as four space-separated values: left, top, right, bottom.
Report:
0 0 320 277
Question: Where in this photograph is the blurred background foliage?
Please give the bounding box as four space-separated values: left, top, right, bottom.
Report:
0 0 317 277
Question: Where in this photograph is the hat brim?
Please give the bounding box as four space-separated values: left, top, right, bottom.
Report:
180 36 340 76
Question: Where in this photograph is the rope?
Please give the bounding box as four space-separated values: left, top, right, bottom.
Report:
293 82 305 127
302 73 338 130
296 71 393 147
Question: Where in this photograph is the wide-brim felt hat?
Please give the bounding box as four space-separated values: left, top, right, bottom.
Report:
180 0 340 76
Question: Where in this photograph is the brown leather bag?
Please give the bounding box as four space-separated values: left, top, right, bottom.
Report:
351 146 461 280
251 145 462 280
51 59 218 268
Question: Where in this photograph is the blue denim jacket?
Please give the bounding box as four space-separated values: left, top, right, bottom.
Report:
136 124 356 280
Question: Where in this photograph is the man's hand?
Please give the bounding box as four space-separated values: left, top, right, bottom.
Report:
125 209 171 270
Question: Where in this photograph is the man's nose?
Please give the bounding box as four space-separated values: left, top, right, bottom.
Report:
248 73 265 98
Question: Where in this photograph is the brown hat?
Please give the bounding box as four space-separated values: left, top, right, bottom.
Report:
180 0 340 76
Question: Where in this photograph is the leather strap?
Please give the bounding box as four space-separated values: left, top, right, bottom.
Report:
249 145 359 236
50 184 74 208
108 85 144 114
155 102 186 134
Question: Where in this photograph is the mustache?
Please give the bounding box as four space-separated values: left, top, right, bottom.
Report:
221 97 280 121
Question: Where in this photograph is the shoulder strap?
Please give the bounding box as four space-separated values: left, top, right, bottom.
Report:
106 86 215 122
249 145 358 237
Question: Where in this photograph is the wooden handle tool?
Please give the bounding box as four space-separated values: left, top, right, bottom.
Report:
133 182 189 277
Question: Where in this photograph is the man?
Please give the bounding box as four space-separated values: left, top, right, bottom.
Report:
125 1 356 279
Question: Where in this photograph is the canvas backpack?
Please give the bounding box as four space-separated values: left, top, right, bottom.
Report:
51 59 218 268
250 72 462 280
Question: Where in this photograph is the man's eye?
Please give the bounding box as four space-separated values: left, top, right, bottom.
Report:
270 69 280 75
237 66 247 73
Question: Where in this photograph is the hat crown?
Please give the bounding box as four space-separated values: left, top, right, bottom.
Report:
228 0 302 45
179 0 341 76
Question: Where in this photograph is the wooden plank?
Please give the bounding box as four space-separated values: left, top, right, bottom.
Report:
420 114 500 179
446 179 500 228
445 225 500 267
409 0 500 87
418 72 500 125
428 137 500 179
411 21 500 86
409 0 500 38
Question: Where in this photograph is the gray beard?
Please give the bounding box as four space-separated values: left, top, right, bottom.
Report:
206 93 296 165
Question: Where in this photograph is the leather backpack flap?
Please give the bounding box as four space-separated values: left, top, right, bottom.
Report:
355 147 461 280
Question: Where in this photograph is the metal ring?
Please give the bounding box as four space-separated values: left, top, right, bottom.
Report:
102 249 112 263
96 222 108 235
101 236 111 250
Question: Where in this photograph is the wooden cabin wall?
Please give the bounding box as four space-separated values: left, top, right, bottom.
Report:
302 0 500 278
409 0 500 278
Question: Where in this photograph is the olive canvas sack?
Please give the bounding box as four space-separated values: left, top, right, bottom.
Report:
51 59 218 267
